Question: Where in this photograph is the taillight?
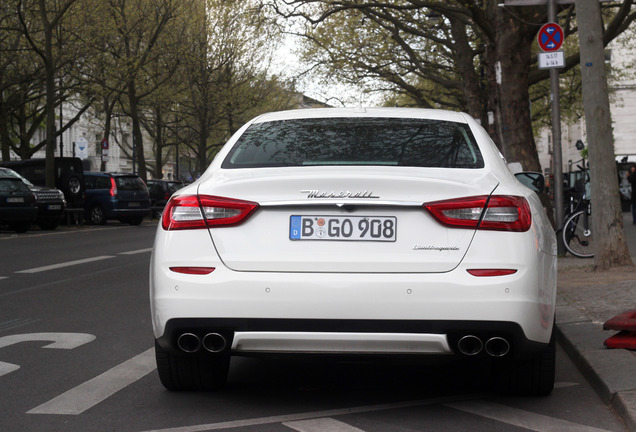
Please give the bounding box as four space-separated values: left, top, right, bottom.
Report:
162 195 259 230
424 195 531 232
109 177 117 197
170 267 215 275
467 269 518 277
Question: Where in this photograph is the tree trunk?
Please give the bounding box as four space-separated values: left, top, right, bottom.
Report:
576 0 633 269
101 99 113 172
494 9 541 172
155 106 163 179
127 79 147 182
41 0 57 188
0 103 11 161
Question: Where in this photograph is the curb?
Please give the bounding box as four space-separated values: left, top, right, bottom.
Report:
556 296 636 431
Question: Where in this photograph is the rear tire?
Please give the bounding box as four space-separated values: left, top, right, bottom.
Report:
155 339 230 391
493 327 555 396
562 209 594 258
89 206 107 225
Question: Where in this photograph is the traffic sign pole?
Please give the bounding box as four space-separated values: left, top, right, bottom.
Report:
545 2 566 255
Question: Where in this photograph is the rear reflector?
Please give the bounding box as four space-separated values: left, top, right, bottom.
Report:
467 269 518 277
162 195 259 230
424 195 531 232
170 267 216 275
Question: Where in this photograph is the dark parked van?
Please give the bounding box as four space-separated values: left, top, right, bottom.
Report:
0 157 85 209
84 172 150 225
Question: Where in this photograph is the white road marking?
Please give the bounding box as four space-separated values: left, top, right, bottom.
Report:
27 348 155 415
15 256 116 274
139 397 479 432
0 333 95 378
0 333 96 350
119 248 153 255
0 362 20 377
284 418 365 432
0 276 8 280
446 400 613 432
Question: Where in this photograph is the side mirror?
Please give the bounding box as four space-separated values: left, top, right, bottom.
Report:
515 172 545 194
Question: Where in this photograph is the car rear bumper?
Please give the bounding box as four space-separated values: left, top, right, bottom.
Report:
155 317 550 360
151 261 556 359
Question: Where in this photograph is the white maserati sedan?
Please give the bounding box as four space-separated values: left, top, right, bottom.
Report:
150 107 557 395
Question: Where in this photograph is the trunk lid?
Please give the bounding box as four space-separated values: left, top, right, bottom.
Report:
198 167 499 273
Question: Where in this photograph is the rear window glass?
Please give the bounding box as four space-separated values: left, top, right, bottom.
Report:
115 176 146 191
0 178 29 192
222 117 484 169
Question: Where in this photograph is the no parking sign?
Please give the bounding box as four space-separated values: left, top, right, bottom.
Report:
537 23 563 52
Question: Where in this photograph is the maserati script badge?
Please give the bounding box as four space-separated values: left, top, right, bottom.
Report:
301 190 380 199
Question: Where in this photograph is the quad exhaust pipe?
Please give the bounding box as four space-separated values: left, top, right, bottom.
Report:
484 337 511 357
177 333 201 353
456 335 510 357
177 332 228 353
457 335 483 356
202 333 227 353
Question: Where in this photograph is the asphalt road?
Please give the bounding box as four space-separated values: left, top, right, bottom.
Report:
0 222 629 432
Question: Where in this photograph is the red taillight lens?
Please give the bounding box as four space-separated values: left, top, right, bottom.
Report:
467 269 518 277
424 195 531 232
170 267 216 275
109 177 117 197
162 195 259 230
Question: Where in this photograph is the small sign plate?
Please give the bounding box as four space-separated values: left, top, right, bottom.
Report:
538 51 565 69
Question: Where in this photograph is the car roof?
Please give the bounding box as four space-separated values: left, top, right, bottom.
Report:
249 107 471 124
85 172 140 177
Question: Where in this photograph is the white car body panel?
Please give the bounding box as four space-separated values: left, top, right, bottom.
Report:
150 107 557 366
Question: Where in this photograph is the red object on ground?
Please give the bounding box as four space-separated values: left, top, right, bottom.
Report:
604 310 636 350
603 310 636 331
604 331 636 350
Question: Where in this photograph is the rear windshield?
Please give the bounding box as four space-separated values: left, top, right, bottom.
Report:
222 117 484 169
0 178 29 193
115 176 146 191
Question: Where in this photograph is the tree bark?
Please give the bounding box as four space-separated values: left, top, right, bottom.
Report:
494 8 541 172
576 0 633 269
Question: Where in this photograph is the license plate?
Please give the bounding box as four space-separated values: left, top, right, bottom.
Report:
6 197 24 203
290 215 397 241
47 204 62 210
129 202 140 207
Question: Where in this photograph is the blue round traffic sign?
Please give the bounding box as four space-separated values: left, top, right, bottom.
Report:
537 22 564 52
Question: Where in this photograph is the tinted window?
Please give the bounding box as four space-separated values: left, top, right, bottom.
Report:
115 176 145 191
0 178 29 192
222 118 484 169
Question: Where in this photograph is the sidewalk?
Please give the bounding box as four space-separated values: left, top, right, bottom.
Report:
556 212 636 431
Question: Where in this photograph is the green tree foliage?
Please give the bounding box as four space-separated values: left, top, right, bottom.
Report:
0 0 92 169
268 0 636 172
158 0 298 178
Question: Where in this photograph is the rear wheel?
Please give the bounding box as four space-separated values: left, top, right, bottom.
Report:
155 339 230 391
493 327 555 396
89 206 107 225
562 209 594 258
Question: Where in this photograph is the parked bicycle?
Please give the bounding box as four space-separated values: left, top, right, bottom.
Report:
561 194 593 258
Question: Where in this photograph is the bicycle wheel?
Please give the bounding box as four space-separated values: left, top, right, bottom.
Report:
562 209 594 258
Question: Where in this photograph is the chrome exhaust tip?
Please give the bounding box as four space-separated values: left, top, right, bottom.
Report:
485 337 510 357
177 333 201 353
457 335 483 356
202 332 227 353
